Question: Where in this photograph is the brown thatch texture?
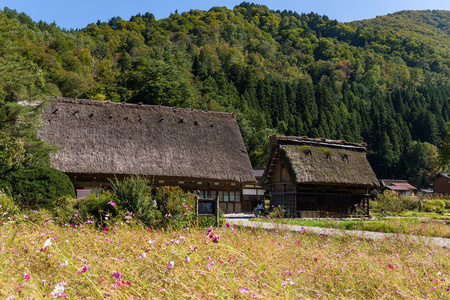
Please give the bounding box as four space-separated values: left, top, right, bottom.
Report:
37 98 255 183
280 144 379 186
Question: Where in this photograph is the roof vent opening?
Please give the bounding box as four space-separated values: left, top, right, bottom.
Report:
325 153 331 160
109 115 113 119
304 149 312 155
194 121 199 126
89 113 94 118
124 116 128 120
51 109 58 114
342 154 349 162
179 118 184 123
159 117 164 123
210 123 215 128
72 110 79 116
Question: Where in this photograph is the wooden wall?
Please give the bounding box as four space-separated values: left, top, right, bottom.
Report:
434 176 450 195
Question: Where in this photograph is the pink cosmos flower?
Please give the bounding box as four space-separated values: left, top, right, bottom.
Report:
225 223 230 228
113 271 122 280
24 273 30 280
167 261 175 270
388 265 393 269
239 287 250 293
77 266 89 274
108 201 117 206
103 227 109 232
121 281 131 286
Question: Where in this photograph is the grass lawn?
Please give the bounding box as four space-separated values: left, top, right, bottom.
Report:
1 214 450 299
251 217 450 238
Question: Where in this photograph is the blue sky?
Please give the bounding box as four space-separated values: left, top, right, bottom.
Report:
3 0 450 30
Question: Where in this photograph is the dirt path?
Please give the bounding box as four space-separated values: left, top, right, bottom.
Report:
225 218 450 248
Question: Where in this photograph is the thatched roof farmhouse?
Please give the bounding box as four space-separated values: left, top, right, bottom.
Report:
262 135 378 217
38 98 255 213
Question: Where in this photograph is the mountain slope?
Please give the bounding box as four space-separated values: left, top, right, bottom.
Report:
0 4 449 186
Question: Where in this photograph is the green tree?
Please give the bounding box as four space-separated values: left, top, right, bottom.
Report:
438 123 450 171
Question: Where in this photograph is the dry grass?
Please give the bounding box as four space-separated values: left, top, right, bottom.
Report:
1 214 450 299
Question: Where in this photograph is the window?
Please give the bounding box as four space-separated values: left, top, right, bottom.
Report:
235 192 241 202
230 192 235 202
224 192 229 202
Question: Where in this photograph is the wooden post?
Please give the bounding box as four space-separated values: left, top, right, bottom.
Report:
195 195 199 226
216 195 220 227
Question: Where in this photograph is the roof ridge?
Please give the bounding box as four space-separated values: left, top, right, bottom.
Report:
49 97 236 119
270 135 367 150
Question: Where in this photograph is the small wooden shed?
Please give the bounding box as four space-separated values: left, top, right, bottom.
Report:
261 135 379 217
433 173 450 195
38 98 256 213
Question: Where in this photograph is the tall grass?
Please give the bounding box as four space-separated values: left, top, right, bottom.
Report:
1 213 449 299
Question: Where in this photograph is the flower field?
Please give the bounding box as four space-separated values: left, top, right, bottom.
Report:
1 215 450 299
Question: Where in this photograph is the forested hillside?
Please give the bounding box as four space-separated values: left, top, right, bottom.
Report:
0 3 449 187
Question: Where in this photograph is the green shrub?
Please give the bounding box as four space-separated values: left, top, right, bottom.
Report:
110 175 161 226
268 205 286 219
51 196 87 225
441 199 450 209
111 175 151 212
372 191 421 213
198 209 225 227
2 167 75 209
0 192 19 215
422 199 446 212
154 186 195 230
77 190 119 223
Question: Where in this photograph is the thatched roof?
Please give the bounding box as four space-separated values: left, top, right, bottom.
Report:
263 135 379 187
37 98 255 183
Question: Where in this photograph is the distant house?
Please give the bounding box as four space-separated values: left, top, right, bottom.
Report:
38 98 256 213
433 173 450 195
242 168 266 212
261 135 379 218
379 179 418 196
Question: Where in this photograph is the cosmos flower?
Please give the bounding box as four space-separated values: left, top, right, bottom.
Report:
42 238 53 249
167 261 175 270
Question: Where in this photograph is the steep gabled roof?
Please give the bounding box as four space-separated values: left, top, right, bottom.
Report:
433 173 450 181
262 135 379 187
37 98 255 183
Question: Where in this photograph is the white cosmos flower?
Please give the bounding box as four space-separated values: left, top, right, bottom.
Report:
43 238 52 248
